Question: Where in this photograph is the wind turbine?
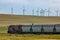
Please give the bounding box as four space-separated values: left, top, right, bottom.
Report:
22 6 26 15
47 8 50 16
40 9 45 16
32 9 34 16
11 8 13 14
36 8 39 16
55 9 59 16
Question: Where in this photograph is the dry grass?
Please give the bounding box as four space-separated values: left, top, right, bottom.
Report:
0 33 60 40
0 14 60 26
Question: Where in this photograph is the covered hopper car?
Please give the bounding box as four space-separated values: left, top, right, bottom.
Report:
8 24 60 34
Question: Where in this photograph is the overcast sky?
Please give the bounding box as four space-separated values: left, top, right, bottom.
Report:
0 0 60 16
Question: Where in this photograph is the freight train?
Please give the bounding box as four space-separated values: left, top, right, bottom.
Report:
8 24 60 34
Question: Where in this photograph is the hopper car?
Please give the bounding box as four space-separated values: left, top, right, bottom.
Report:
8 24 60 34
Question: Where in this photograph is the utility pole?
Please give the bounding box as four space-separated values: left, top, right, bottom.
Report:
11 8 13 14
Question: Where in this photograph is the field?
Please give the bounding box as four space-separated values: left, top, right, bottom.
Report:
0 14 60 40
0 14 60 26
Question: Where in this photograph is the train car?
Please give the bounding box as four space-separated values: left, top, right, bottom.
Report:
8 24 60 34
21 25 32 33
55 24 60 33
32 25 42 34
8 25 22 33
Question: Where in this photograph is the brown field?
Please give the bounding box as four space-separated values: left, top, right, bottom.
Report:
0 14 60 26
0 14 60 40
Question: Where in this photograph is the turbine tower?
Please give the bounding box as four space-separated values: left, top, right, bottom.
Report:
47 8 50 16
11 8 13 14
36 8 39 16
55 10 59 16
32 9 34 16
22 6 26 15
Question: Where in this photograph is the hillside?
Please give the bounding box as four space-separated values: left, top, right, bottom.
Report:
0 14 60 26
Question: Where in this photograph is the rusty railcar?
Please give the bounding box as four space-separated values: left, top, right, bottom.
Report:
8 25 22 33
8 24 60 34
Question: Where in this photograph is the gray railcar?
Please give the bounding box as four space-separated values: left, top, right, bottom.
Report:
32 25 41 32
55 24 60 33
22 25 31 32
8 24 60 34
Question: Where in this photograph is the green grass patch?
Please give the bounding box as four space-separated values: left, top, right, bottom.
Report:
0 27 8 33
0 26 60 40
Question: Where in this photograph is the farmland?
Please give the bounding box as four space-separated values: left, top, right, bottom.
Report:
0 14 60 40
0 14 60 26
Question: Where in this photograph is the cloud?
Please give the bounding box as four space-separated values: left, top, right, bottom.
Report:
0 0 60 8
0 0 29 4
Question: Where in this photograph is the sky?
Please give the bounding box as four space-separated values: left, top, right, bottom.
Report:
0 0 60 16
